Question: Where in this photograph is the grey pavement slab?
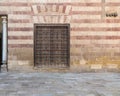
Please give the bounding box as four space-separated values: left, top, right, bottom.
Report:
0 72 120 96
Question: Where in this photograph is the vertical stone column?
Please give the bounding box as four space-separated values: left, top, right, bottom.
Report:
2 16 7 65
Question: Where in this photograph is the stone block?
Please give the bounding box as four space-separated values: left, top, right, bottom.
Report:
86 94 95 96
91 64 102 69
8 40 33 44
38 16 45 23
18 61 29 65
65 16 71 23
58 5 64 13
59 16 64 23
51 5 56 12
107 64 118 69
65 5 71 15
33 16 39 23
40 5 46 12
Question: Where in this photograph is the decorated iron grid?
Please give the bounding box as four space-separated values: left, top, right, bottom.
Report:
34 24 70 68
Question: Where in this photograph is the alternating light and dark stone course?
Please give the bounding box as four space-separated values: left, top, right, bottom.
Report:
0 0 120 71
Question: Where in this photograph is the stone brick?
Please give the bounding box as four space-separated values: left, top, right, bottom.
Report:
8 19 31 23
8 31 33 36
32 5 38 14
8 40 33 44
59 16 65 23
71 0 101 3
72 15 101 19
52 5 57 12
8 36 33 40
65 16 71 23
38 16 45 23
0 6 10 12
71 40 91 45
9 0 28 2
65 5 71 14
46 5 52 12
10 6 31 12
71 36 120 40
8 23 33 28
46 16 52 23
58 5 64 13
8 27 33 31
33 16 39 23
71 23 120 28
52 16 58 23
91 64 102 69
71 31 118 37
18 61 29 65
40 5 46 12
71 2 102 6
8 44 33 48
86 94 95 96
71 11 101 15
71 27 120 31
8 14 31 20
106 0 120 2
107 64 118 69
72 6 101 11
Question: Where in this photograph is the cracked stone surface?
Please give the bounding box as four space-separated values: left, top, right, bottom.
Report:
0 72 120 96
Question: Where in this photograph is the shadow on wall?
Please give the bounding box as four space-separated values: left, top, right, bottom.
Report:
0 17 2 64
0 17 2 33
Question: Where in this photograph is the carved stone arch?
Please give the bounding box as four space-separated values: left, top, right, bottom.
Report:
32 4 72 23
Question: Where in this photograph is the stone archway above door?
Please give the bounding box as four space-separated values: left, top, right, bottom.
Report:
31 4 72 23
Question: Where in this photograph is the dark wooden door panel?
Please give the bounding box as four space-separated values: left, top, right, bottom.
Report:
34 24 70 68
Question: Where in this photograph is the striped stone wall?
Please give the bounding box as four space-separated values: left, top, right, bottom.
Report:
0 0 120 71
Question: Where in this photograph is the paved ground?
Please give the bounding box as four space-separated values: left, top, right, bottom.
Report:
0 72 120 96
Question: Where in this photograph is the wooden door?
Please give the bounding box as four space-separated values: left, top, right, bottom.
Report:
34 24 70 68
